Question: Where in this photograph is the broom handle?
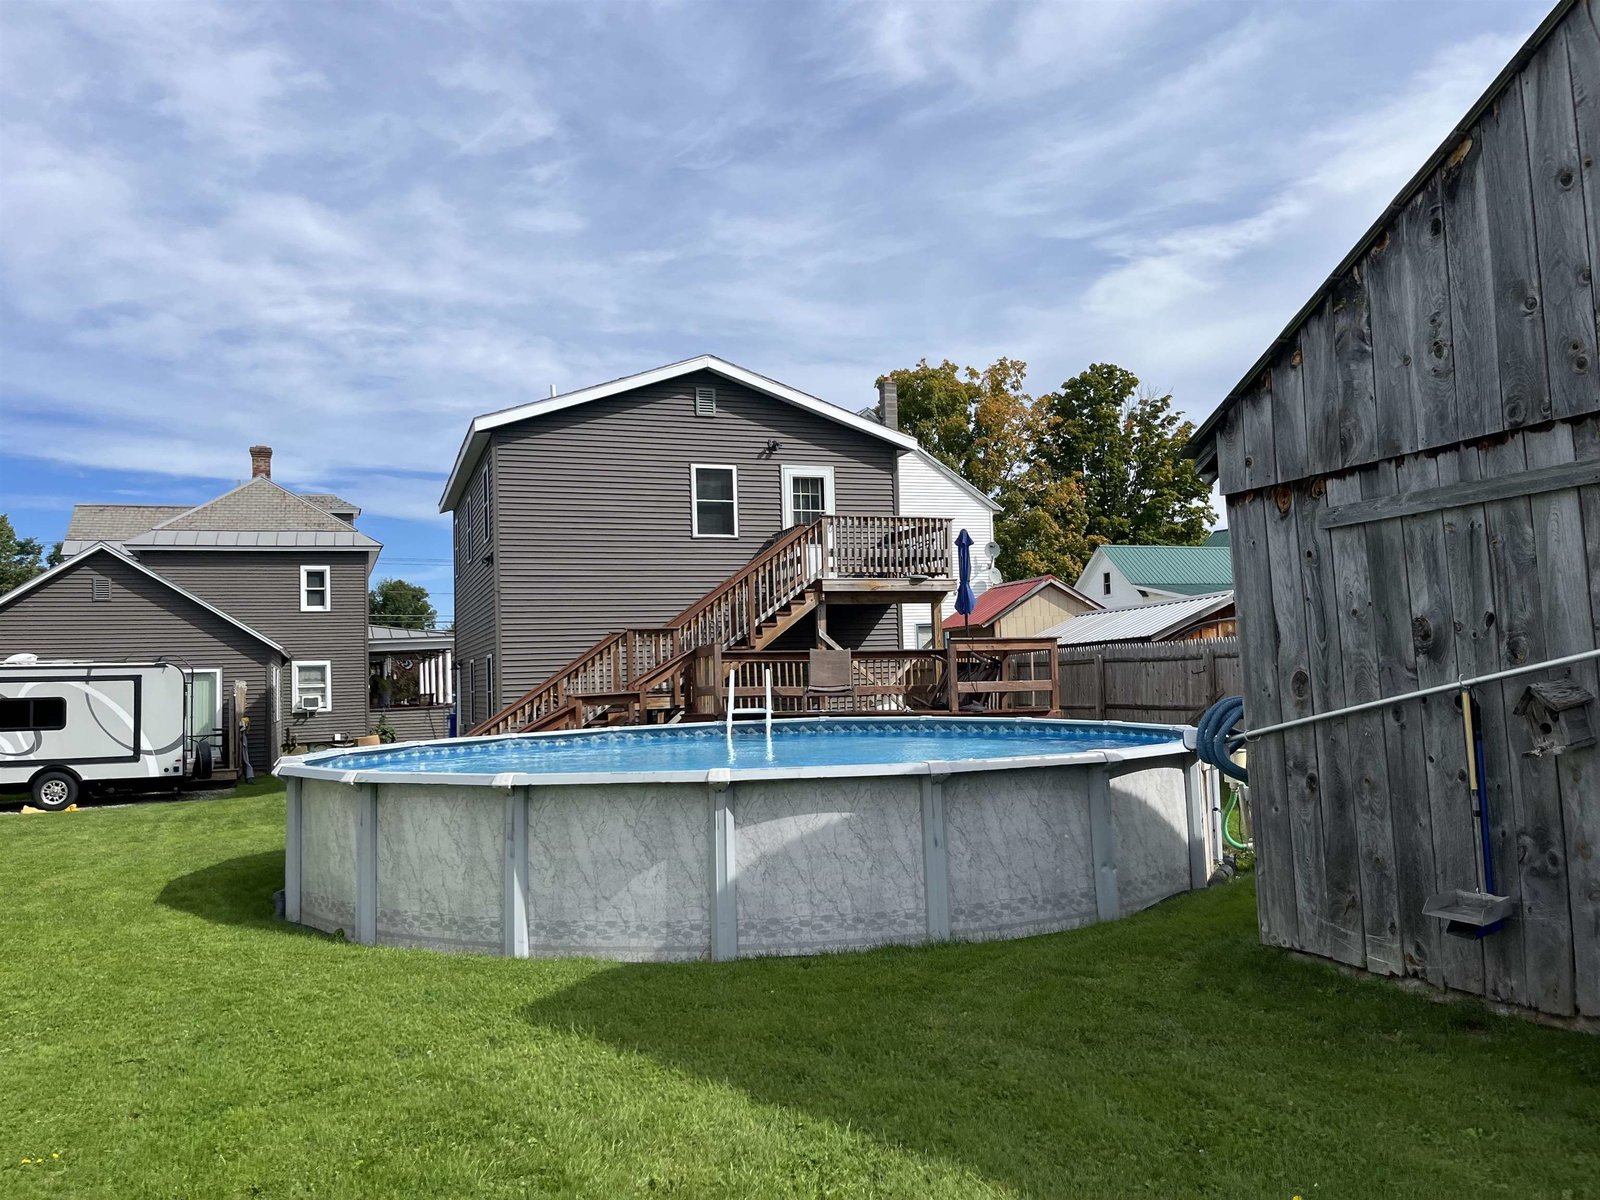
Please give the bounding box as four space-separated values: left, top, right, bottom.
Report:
1461 688 1487 895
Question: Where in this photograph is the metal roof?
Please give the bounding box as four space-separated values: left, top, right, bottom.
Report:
1182 0 1578 473
127 529 377 549
1093 545 1233 595
1045 591 1235 645
441 354 922 512
369 624 453 651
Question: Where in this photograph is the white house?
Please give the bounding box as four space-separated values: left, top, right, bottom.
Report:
1075 544 1234 608
894 446 1001 648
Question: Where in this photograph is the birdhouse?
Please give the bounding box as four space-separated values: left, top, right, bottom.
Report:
1513 680 1596 757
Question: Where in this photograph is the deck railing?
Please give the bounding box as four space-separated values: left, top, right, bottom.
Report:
470 515 955 736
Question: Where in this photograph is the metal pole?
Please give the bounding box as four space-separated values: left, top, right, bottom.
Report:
1240 648 1600 741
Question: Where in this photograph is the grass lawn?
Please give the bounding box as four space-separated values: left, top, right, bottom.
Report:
2 786 1596 1199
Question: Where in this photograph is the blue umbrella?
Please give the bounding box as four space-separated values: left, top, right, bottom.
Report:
955 528 976 635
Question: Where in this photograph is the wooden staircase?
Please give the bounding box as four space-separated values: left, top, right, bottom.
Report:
468 515 951 736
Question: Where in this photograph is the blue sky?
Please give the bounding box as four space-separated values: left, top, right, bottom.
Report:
0 0 1552 622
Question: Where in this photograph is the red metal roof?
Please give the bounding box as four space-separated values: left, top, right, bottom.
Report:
964 575 1089 627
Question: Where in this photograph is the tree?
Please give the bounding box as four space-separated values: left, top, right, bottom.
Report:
369 578 438 628
1030 363 1213 553
0 515 49 595
880 358 1032 495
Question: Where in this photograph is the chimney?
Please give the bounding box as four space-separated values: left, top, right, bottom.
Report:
877 377 898 431
250 445 273 479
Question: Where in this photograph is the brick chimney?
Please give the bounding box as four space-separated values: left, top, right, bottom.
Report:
877 377 898 431
249 445 273 479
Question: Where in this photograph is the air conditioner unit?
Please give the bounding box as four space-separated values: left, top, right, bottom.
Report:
298 695 324 713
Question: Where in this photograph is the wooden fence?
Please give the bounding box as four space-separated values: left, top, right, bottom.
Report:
1058 637 1241 724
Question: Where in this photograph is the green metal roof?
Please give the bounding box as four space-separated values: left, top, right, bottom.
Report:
1202 528 1230 547
1098 544 1233 595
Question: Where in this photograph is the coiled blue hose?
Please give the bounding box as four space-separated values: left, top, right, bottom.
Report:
1196 695 1249 784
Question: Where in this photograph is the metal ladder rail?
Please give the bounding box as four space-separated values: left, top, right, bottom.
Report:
725 667 773 737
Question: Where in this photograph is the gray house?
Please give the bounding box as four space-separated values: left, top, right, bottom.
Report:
442 355 968 730
0 447 380 765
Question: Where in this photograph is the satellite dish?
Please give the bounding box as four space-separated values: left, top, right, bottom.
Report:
984 540 1001 559
987 566 1004 587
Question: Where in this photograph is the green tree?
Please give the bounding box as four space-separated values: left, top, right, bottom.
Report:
0 515 49 595
369 578 438 629
880 358 1032 495
1031 363 1213 552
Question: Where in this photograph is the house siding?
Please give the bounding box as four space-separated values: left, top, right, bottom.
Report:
895 450 997 647
139 550 372 747
1078 552 1154 608
452 447 500 726
0 554 282 766
483 369 901 695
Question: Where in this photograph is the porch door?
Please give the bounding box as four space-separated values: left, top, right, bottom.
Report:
188 669 221 766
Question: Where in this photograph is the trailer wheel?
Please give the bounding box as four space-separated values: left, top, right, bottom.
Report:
30 770 79 812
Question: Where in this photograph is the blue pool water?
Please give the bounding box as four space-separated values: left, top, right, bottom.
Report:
302 718 1184 778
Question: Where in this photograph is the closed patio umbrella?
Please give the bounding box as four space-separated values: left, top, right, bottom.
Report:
955 528 976 636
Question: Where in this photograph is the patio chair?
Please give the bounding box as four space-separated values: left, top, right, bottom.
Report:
804 648 861 713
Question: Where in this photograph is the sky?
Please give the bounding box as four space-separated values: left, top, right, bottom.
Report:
0 0 1554 623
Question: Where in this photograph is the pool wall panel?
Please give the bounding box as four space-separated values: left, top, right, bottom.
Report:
734 777 926 955
299 778 360 937
376 785 505 953
1111 766 1192 915
526 783 712 961
944 767 1098 940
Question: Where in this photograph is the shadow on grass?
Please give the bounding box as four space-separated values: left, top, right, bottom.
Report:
157 850 287 929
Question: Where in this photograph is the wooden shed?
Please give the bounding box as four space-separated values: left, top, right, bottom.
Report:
1185 0 1599 1019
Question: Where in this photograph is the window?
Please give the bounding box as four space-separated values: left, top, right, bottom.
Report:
463 501 475 560
691 465 738 537
301 565 331 612
781 465 834 528
0 696 67 732
694 386 716 417
90 575 110 602
480 464 492 552
1102 571 1112 597
913 623 934 650
292 661 332 712
483 653 494 717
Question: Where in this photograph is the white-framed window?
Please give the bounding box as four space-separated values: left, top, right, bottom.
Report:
483 652 494 716
691 464 739 538
300 565 331 612
292 661 332 713
913 622 934 650
1102 571 1112 597
780 464 834 528
480 463 492 552
463 501 475 560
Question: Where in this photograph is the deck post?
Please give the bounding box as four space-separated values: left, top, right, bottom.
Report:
355 783 379 946
710 773 738 960
946 640 959 713
283 776 302 923
504 789 530 958
1088 766 1119 921
921 773 951 939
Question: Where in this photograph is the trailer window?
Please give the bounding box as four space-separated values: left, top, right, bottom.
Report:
0 696 68 732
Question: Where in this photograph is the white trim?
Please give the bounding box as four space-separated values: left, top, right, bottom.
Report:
440 355 920 511
300 564 331 612
292 660 333 713
690 464 740 539
780 464 835 528
189 668 223 738
0 542 291 658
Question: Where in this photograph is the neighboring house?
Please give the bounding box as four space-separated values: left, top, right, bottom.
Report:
895 446 1002 648
0 447 380 764
945 575 1098 640
442 355 974 729
1044 590 1236 646
1076 544 1233 607
1202 528 1230 547
369 623 454 743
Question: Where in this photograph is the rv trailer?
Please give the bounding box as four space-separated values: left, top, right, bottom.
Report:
0 658 211 810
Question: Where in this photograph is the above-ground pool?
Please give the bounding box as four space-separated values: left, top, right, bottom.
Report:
276 717 1212 961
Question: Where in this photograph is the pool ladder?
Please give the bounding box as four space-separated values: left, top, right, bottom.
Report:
726 668 773 737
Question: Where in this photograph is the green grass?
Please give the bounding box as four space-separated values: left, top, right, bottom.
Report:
2 788 1597 1199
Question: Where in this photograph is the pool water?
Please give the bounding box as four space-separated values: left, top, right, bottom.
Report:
304 717 1184 778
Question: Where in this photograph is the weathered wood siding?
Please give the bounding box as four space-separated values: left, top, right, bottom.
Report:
480 368 901 701
1057 638 1243 725
0 553 282 766
145 550 373 748
1207 0 1600 1017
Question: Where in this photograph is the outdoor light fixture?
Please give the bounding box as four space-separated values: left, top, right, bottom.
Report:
762 438 783 457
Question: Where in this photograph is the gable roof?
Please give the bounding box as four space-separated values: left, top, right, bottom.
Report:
1045 590 1235 645
0 543 291 658
965 574 1096 627
66 504 194 542
1182 0 1580 476
1092 545 1233 596
147 476 360 534
302 493 363 520
440 354 923 512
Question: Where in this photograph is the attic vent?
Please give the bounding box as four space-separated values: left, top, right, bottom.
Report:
90 575 110 602
695 386 716 417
